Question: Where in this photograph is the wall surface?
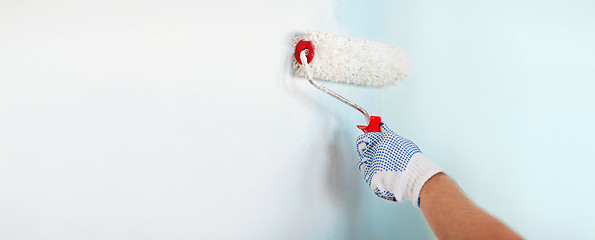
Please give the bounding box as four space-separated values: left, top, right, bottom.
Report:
2 0 594 239
354 0 595 239
0 0 402 239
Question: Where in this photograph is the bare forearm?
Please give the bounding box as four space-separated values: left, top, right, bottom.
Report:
419 173 522 240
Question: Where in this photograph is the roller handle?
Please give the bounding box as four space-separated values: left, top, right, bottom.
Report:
357 116 382 133
294 39 380 133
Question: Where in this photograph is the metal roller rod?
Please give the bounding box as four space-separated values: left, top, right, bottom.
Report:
299 50 370 124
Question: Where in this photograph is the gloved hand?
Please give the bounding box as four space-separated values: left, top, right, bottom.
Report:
356 123 443 206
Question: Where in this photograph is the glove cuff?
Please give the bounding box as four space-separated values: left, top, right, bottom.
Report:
405 153 443 207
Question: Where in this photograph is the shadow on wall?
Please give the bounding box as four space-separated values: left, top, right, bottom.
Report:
280 32 365 239
326 126 364 239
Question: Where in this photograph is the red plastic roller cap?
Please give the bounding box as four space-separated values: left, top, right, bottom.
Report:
294 40 315 64
357 116 382 133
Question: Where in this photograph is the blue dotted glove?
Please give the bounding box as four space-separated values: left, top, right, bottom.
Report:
356 123 443 206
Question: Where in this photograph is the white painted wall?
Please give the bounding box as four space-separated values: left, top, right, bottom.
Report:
1 0 442 239
0 1 405 239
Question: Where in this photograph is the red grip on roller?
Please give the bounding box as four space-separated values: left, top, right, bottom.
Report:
357 116 382 133
294 40 315 64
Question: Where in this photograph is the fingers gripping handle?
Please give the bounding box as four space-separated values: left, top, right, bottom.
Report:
357 116 381 133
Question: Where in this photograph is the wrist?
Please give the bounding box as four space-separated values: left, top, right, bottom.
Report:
420 173 448 196
419 173 452 208
403 154 443 206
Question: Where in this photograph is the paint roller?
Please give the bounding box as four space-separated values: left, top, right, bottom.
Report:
292 31 410 133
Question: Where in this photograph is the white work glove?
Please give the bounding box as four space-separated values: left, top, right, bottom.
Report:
356 123 443 207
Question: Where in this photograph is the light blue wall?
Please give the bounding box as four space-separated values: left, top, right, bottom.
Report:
338 0 595 239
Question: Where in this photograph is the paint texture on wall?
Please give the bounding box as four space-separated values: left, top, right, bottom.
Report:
0 0 388 239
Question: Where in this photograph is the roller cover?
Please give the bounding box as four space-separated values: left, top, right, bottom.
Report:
292 31 410 87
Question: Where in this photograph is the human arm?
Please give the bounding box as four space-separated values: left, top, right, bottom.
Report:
420 173 522 240
356 123 522 239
